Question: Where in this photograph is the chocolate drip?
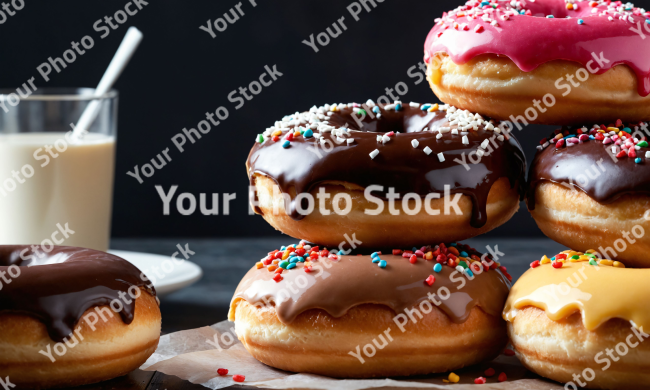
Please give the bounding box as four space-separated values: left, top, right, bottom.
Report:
0 246 155 342
247 105 526 228
231 249 510 324
528 133 650 209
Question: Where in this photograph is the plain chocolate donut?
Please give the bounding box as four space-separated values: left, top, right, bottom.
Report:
0 246 161 389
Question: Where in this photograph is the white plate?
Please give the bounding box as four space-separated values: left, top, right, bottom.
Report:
109 250 203 297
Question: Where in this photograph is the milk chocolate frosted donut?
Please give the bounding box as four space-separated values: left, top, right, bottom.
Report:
528 121 650 268
424 0 650 125
0 246 161 389
248 102 525 248
505 250 650 390
229 241 511 378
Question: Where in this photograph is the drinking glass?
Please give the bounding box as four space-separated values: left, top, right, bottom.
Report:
0 88 117 251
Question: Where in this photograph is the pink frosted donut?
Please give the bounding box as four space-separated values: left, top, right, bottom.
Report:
424 0 650 125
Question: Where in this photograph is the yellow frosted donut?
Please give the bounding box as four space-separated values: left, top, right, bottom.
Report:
504 251 650 389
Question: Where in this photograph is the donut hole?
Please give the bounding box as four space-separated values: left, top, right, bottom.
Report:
326 109 444 134
0 245 74 267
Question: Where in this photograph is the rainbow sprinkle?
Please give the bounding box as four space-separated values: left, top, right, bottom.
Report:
537 120 650 162
530 249 625 269
259 101 508 162
257 241 509 284
431 0 650 43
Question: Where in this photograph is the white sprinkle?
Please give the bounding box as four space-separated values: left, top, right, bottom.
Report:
337 136 346 143
370 149 379 159
437 152 445 162
462 135 469 145
377 135 383 142
452 129 459 135
497 135 504 141
424 146 433 155
410 102 420 108
385 104 396 111
411 139 419 148
347 138 354 145
480 139 490 149
436 133 443 139
536 145 543 150
382 135 391 143
543 141 549 148
646 151 650 158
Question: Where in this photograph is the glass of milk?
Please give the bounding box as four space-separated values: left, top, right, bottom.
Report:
0 88 117 251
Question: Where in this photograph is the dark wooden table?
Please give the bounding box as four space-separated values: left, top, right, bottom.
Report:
74 370 207 390
70 236 564 390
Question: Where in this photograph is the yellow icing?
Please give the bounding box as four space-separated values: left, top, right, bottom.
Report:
503 260 650 331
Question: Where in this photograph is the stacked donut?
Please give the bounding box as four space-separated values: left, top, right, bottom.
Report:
424 0 650 388
233 100 526 377
233 21 529 378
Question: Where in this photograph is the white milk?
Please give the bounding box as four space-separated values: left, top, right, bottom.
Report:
0 132 115 251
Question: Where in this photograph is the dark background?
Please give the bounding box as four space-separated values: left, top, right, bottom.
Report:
4 0 647 239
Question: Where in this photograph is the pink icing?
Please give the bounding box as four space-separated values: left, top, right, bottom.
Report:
424 0 650 96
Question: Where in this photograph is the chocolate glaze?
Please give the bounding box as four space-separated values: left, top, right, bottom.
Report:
231 245 510 324
247 105 526 228
528 129 650 209
0 246 155 342
425 0 650 96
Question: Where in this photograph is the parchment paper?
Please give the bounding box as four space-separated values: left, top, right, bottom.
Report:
141 321 564 389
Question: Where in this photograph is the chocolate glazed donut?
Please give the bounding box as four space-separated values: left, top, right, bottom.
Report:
247 103 526 248
0 245 161 389
527 122 650 267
